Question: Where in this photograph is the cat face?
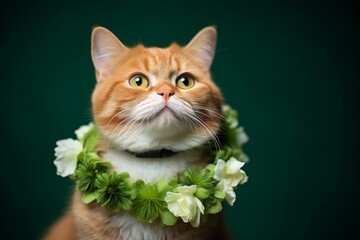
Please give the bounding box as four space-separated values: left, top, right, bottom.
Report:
91 26 223 152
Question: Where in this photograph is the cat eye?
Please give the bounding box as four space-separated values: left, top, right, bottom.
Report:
176 74 195 89
129 74 149 89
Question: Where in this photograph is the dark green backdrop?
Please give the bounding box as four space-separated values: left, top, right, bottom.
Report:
1 0 359 239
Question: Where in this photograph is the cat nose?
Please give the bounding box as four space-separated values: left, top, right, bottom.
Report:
157 88 175 101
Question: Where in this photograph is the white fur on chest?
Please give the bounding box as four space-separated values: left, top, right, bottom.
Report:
103 149 201 183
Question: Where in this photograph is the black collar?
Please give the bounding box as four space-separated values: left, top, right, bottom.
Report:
126 149 177 158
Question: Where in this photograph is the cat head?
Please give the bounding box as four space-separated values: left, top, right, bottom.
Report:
91 26 223 152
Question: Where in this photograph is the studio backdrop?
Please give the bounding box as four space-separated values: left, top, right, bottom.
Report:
1 0 359 239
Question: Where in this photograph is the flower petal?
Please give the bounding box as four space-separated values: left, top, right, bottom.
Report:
177 185 197 195
178 198 191 218
239 170 249 184
226 157 245 175
237 127 249 146
216 180 227 192
165 185 204 226
54 157 77 177
165 192 185 218
225 188 236 206
165 192 181 203
54 139 82 177
214 159 226 181
75 123 94 140
227 176 242 187
190 208 201 227
216 180 236 206
195 197 205 215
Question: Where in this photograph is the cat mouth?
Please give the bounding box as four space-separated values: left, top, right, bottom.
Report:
143 105 180 123
149 106 178 121
157 106 175 116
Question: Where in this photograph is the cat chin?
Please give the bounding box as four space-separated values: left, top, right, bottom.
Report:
145 109 181 128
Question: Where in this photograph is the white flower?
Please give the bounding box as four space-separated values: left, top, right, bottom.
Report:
214 158 248 186
216 180 237 206
53 138 82 177
75 122 94 140
237 127 249 146
214 158 248 205
165 185 205 227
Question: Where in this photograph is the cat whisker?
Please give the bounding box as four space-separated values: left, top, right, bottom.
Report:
171 100 222 150
184 112 222 152
193 110 218 125
117 111 144 138
107 115 133 148
107 106 146 148
182 115 197 131
193 105 226 121
106 108 133 127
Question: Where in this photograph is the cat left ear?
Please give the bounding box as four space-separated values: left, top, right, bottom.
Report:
91 27 129 81
185 26 217 71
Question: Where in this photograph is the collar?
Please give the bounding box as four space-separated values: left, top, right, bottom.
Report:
126 149 177 158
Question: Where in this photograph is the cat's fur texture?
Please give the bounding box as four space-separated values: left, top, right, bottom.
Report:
45 26 231 240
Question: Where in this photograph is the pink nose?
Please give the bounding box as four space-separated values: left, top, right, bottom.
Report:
157 88 175 101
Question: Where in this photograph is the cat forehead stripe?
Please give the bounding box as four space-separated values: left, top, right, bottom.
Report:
139 48 183 77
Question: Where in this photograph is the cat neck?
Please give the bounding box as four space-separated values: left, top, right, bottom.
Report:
103 147 207 183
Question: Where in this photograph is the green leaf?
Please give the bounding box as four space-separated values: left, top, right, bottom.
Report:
157 179 172 193
167 177 180 191
206 164 215 176
214 190 226 199
86 152 101 162
179 168 214 190
82 192 97 204
215 146 243 162
134 179 145 188
77 151 85 162
75 151 110 193
206 164 215 171
132 183 167 223
195 187 209 200
76 157 100 192
96 161 111 172
207 200 222 214
95 172 133 212
118 172 130 179
82 126 101 152
160 210 177 226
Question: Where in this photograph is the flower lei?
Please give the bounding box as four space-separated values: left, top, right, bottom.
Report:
54 105 249 228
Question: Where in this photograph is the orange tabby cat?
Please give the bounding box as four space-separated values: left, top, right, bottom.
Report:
45 26 231 240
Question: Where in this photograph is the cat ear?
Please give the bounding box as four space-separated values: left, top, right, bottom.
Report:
185 26 217 71
91 27 128 81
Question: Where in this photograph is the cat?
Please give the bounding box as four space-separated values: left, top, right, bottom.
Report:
45 26 231 240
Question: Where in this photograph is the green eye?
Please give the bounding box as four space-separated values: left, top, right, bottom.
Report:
129 75 149 89
176 75 195 89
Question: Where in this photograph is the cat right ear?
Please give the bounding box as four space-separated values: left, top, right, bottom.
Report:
185 26 217 71
91 27 128 81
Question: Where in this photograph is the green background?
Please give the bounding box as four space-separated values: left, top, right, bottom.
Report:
1 0 359 239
